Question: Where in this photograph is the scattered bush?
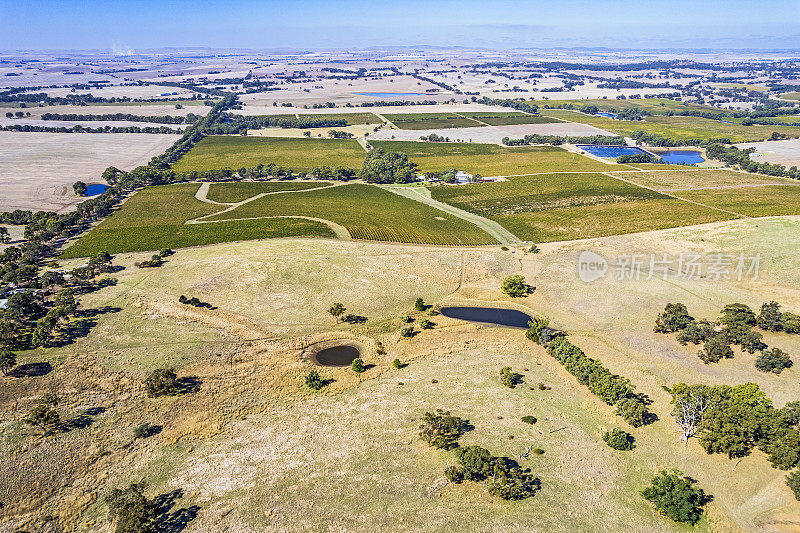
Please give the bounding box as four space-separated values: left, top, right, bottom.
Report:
603 427 634 450
392 358 402 369
414 297 426 312
521 415 537 425
698 334 734 364
419 318 433 329
144 369 178 397
654 303 693 333
305 369 326 390
755 348 793 374
502 274 530 298
419 409 469 450
499 367 522 388
400 326 415 338
351 357 365 373
641 470 709 525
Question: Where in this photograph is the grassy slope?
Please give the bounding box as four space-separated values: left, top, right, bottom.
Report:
370 141 628 175
205 181 333 203
171 136 366 172
62 183 334 257
205 183 497 245
608 169 794 190
674 185 800 217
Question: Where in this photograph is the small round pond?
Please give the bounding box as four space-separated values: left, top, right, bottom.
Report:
313 344 361 366
439 306 532 329
86 183 108 196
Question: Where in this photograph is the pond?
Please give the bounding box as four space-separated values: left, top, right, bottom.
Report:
657 150 705 165
439 306 532 329
352 92 433 98
86 183 108 196
576 145 650 158
595 112 618 119
313 345 361 366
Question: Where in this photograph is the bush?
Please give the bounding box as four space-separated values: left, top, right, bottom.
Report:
654 303 693 333
159 248 174 257
537 382 550 390
400 326 415 338
755 348 793 374
414 297 426 312
105 483 154 533
454 445 494 480
419 318 433 329
720 303 756 327
419 409 469 450
783 312 800 334
133 422 155 439
603 428 634 450
305 369 326 390
676 319 714 345
401 314 413 323
521 415 537 424
500 246 509 251
351 357 365 373
787 470 800 501
615 397 648 427
444 465 464 483
525 315 549 344
698 334 733 364
641 470 709 525
392 358 402 369
499 367 521 388
486 456 538 500
758 301 783 331
531 448 544 455
144 368 178 397
528 244 540 253
502 274 529 298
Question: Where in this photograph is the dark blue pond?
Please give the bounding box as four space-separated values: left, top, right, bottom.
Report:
86 184 108 196
658 150 705 165
576 145 649 158
595 112 618 119
439 307 532 329
353 92 432 97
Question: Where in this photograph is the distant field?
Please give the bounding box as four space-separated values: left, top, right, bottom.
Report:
533 97 719 115
255 112 382 125
62 183 334 257
206 181 333 203
717 83 768 91
460 111 562 126
542 109 800 143
171 136 366 172
674 185 800 217
383 112 481 129
369 141 627 175
609 169 794 190
493 197 737 242
781 93 800 101
430 173 665 216
205 183 496 245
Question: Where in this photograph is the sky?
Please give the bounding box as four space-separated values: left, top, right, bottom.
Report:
1 0 799 51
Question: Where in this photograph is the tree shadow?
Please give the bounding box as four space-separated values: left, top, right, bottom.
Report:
9 361 52 377
151 488 201 533
61 406 106 431
342 314 367 324
176 376 202 394
75 305 122 319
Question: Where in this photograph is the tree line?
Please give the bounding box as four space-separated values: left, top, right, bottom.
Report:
40 113 200 124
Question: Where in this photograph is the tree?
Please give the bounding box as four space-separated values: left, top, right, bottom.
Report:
698 334 733 364
0 350 16 375
73 181 88 196
54 288 78 316
669 384 713 444
654 303 693 333
783 312 800 334
419 318 433 329
755 348 793 374
328 302 345 323
414 297 426 312
24 393 60 436
350 357 365 373
499 367 521 388
720 303 756 327
676 319 714 345
305 369 325 390
400 326 414 338
525 315 549 344
454 445 494 480
758 301 783 331
615 397 648 427
105 483 154 533
392 358 402 369
502 274 529 298
787 470 800 501
144 368 179 397
359 148 418 184
419 409 468 450
641 470 709 525
0 226 10 244
603 428 634 450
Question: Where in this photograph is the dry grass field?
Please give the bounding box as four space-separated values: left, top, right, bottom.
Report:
0 131 180 212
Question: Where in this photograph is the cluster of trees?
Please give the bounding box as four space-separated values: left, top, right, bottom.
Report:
327 129 353 139
214 114 350 134
0 124 183 134
359 148 418 184
420 133 448 142
308 166 356 181
706 144 799 180
616 153 660 164
502 134 626 146
641 470 710 525
630 130 731 147
655 302 796 370
178 294 212 309
40 112 199 124
526 318 651 427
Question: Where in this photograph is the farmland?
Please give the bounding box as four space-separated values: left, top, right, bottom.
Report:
608 169 795 190
62 183 335 257
205 181 333 203
462 111 562 126
383 112 483 129
369 141 628 175
248 112 382 125
171 136 366 172
205 183 497 245
674 185 800 217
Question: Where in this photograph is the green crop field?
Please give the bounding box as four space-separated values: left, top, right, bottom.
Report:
781 92 800 101
62 183 334 257
460 111 562 126
383 112 481 129
205 183 496 245
430 173 666 216
171 136 366 172
493 197 738 242
542 109 800 143
369 141 628 175
673 185 800 217
533 97 722 115
206 181 333 203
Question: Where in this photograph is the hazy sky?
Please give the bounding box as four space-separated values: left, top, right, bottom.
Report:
1 0 799 51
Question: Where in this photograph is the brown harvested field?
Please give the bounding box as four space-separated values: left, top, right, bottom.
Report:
609 169 797 191
18 103 210 118
0 131 180 212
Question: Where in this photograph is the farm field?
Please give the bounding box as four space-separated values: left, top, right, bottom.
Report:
171 136 366 172
369 141 628 175
205 183 497 245
780 92 800 101
608 169 795 190
459 111 563 126
429 172 666 216
205 181 333 203
541 109 800 143
736 138 800 167
0 131 180 212
674 185 800 217
248 112 382 125
383 112 482 129
534 97 722 115
62 183 334 257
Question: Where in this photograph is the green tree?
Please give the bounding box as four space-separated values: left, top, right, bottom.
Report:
419 318 433 329
418 409 468 450
641 470 709 525
698 334 733 364
351 357 365 373
414 297 426 312
73 181 88 196
328 302 346 323
615 397 648 427
525 315 549 344
392 358 402 369
787 470 800 501
755 348 793 374
144 368 179 397
603 428 634 450
105 483 154 533
24 394 60 436
502 274 529 298
720 303 756 327
758 301 783 331
654 303 693 333
454 445 494 480
305 369 325 390
0 349 16 375
0 226 10 244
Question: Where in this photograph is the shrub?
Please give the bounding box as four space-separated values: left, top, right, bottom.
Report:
419 409 469 450
698 334 733 364
454 445 494 480
755 348 793 374
758 301 783 331
641 470 709 525
133 422 155 439
720 303 756 327
400 326 415 338
392 358 402 369
486 457 538 500
502 274 529 298
305 369 326 390
537 382 550 391
603 428 634 450
521 415 537 424
401 314 413 323
105 483 154 533
787 470 800 501
419 318 433 329
144 368 178 397
351 357 365 373
676 319 714 345
444 465 464 483
0 349 16 375
499 367 521 388
500 246 509 251
414 297 426 311
525 316 549 344
531 448 544 455
615 397 648 427
654 303 693 333
529 244 540 253
159 248 174 257
783 312 800 334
